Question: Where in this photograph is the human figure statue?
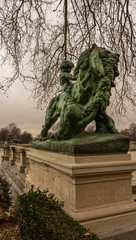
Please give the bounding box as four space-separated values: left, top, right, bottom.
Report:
59 60 76 92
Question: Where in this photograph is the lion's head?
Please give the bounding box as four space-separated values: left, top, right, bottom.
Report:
73 44 119 105
75 44 119 82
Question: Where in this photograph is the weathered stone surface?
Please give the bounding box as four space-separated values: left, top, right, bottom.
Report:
32 133 130 155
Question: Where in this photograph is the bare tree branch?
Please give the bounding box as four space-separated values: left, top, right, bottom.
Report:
0 0 135 115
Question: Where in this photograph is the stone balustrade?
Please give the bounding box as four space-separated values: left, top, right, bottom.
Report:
2 144 30 173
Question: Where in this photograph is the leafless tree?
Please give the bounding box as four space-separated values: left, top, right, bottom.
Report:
0 122 33 142
121 123 136 141
0 0 136 114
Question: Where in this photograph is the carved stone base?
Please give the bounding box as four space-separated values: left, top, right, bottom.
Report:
25 148 136 239
70 202 136 239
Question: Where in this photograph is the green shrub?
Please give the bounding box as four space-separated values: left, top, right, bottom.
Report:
0 176 12 212
17 186 99 240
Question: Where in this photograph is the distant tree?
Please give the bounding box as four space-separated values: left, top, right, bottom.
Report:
7 122 21 139
120 123 136 141
33 134 41 142
0 123 33 143
120 128 131 138
20 131 33 144
0 127 9 142
129 123 136 141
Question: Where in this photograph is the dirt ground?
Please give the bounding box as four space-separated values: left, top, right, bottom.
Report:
0 208 19 240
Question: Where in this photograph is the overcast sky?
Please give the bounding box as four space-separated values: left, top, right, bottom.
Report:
0 58 136 137
0 1 135 137
0 77 136 138
0 81 45 137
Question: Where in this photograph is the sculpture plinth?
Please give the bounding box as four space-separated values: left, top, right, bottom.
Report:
26 147 136 239
32 133 130 155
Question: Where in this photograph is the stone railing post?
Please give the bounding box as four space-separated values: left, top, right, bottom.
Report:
2 144 10 161
9 146 16 165
15 148 27 173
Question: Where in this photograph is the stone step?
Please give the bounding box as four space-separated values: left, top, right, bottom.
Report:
0 167 24 207
0 161 26 206
4 166 25 191
1 161 26 191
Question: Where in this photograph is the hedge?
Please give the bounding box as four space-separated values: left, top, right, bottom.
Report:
0 176 12 212
17 186 99 240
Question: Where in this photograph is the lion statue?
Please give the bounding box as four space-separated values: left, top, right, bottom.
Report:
40 44 119 140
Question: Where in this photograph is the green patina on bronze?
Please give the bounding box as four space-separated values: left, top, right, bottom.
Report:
32 134 130 155
40 44 119 141
33 44 130 154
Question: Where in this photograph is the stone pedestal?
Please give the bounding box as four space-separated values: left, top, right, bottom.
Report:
25 148 136 239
